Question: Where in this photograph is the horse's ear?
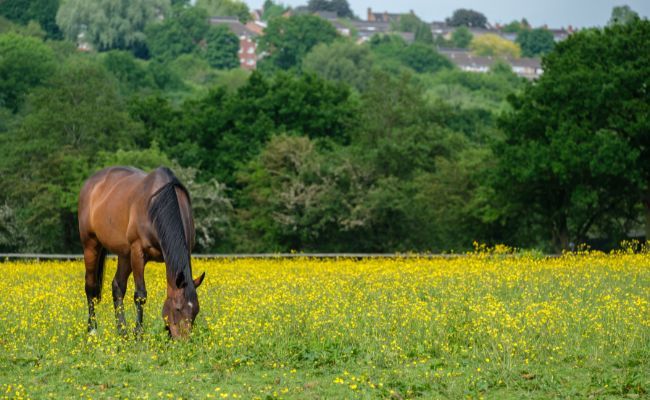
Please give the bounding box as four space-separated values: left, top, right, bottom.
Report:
194 272 205 288
176 271 187 289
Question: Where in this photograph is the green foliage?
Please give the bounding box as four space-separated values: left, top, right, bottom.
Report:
451 26 472 48
258 14 338 70
302 40 373 91
501 19 529 34
307 0 354 18
401 43 453 74
56 0 171 54
470 34 521 58
446 8 488 28
516 28 555 57
0 0 645 254
195 0 250 23
414 22 433 44
102 50 157 94
236 135 335 251
0 202 27 251
423 67 523 113
0 33 55 112
132 71 357 187
390 13 432 44
205 24 239 69
262 0 286 20
0 58 142 251
145 5 209 62
609 5 639 26
0 0 61 38
167 53 221 93
370 35 452 74
493 19 650 251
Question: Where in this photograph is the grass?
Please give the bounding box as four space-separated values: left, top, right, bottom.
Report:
0 251 648 399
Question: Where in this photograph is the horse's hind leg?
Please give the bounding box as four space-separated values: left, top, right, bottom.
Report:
83 238 105 333
112 255 132 337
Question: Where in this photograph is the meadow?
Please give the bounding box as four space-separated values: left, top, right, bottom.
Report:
0 251 648 399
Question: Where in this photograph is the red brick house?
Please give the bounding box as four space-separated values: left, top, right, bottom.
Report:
209 17 260 70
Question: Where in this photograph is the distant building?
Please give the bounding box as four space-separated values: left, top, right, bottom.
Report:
439 49 543 79
432 22 574 44
367 7 413 23
313 11 338 20
545 26 575 42
209 17 260 70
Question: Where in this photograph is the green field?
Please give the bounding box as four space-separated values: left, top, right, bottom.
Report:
0 254 648 399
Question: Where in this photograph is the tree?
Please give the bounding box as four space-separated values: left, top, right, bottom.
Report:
56 0 171 55
401 43 453 74
0 33 55 112
0 202 27 251
414 22 434 44
307 0 354 19
516 28 555 57
236 134 336 251
369 34 453 75
262 0 286 20
257 15 338 70
493 19 650 251
133 71 357 186
205 24 239 69
446 9 488 28
102 50 157 94
391 13 432 44
609 5 639 26
0 58 142 251
195 0 250 22
470 34 521 58
502 19 530 34
451 26 472 48
0 0 61 38
302 40 373 91
145 5 209 62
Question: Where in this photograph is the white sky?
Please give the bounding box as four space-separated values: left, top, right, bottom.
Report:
244 0 650 28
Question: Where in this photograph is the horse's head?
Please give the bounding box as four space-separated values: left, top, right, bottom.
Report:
162 270 205 338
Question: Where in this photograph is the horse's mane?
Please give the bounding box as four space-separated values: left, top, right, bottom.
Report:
147 169 193 289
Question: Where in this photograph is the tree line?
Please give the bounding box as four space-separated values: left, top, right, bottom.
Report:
0 1 647 254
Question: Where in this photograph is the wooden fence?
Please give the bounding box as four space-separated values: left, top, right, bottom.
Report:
0 253 472 261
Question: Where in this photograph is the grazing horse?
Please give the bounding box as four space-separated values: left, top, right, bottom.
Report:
78 166 205 338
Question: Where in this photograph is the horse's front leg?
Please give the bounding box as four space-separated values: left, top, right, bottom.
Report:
131 244 147 338
112 255 132 337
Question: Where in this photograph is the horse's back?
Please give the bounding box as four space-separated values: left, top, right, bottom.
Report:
78 166 191 257
78 167 149 253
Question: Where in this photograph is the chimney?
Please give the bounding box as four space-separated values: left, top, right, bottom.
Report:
384 11 388 22
367 7 372 21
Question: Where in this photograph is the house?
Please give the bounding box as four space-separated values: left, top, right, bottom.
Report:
432 21 573 44
209 17 260 70
439 49 543 79
545 26 574 41
367 7 414 23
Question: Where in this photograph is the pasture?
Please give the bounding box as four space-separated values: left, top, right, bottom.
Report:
0 252 648 399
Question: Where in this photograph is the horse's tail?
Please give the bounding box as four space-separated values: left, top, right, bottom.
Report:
96 247 107 302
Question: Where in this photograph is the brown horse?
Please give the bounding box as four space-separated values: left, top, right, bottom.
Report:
78 166 205 338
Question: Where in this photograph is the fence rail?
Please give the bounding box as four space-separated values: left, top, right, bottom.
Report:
0 252 560 261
